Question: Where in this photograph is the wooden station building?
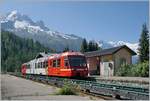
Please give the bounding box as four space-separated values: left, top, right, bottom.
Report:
84 45 136 77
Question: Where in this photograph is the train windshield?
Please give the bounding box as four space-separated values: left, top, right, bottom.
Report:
68 56 86 67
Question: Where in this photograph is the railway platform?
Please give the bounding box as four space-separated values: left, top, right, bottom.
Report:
1 74 97 100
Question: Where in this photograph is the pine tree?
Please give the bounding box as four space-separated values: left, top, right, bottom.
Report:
138 24 149 62
63 46 69 52
80 38 88 53
88 41 93 51
1 31 50 73
88 40 101 52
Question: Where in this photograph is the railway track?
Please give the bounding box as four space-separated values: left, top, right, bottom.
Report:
10 72 149 100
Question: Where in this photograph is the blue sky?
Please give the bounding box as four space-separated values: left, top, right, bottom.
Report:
0 0 149 43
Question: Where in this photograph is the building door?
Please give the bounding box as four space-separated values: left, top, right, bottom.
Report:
103 61 114 77
103 62 109 76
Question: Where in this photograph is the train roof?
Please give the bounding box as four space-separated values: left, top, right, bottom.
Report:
22 51 84 65
49 51 84 59
35 52 58 59
61 52 84 56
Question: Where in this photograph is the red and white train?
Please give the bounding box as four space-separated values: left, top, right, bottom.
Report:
21 51 88 78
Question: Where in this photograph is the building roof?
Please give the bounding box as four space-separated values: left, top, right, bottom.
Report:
84 45 137 57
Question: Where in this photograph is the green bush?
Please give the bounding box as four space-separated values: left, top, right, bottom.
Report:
116 61 149 77
132 61 149 77
56 84 76 95
116 64 131 76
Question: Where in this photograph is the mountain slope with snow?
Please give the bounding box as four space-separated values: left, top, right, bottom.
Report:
98 40 139 54
1 10 83 51
108 41 139 53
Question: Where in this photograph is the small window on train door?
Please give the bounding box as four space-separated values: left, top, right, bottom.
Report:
49 61 52 66
64 57 68 67
64 60 68 67
53 60 56 67
57 59 60 67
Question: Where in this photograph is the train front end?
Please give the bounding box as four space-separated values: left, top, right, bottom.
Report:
68 56 88 77
62 52 88 78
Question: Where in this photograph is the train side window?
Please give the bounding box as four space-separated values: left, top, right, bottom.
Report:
41 62 43 68
42 62 44 68
35 63 36 68
44 61 46 68
38 62 40 68
43 61 48 68
57 59 60 67
53 60 56 67
43 62 45 68
46 61 48 67
39 62 41 68
28 64 30 69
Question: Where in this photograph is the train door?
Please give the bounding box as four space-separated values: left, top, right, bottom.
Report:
45 60 49 75
50 59 61 76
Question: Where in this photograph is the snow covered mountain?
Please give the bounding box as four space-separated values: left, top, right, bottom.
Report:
1 10 83 51
98 40 139 54
1 10 139 57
